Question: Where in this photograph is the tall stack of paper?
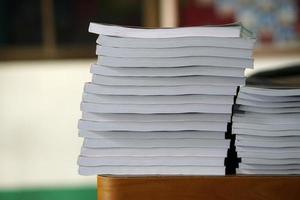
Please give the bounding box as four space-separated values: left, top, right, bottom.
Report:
78 23 255 175
233 86 300 174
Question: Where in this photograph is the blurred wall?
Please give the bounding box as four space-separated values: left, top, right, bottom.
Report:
0 60 94 189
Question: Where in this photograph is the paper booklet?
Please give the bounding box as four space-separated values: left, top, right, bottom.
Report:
236 140 300 148
238 163 300 170
78 156 225 166
233 122 300 131
90 64 245 77
235 105 300 113
92 74 246 86
89 22 254 38
79 166 226 176
236 135 300 142
236 98 300 108
79 130 226 139
96 45 253 58
239 86 300 96
241 158 300 165
83 138 230 148
81 112 231 122
236 146 300 154
237 168 300 175
80 147 228 157
97 35 255 49
238 92 300 102
233 128 300 136
81 102 233 114
78 119 228 132
83 93 234 105
84 82 238 96
237 151 300 159
97 55 253 68
233 113 300 124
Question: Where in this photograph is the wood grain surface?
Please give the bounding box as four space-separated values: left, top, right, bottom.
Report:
98 175 300 200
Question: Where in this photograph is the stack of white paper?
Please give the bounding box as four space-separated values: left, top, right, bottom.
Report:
233 86 300 174
78 23 255 175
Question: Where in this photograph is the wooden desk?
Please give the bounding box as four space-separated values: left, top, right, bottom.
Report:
98 175 300 200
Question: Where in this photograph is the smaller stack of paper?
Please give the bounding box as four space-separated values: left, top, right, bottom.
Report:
233 86 300 174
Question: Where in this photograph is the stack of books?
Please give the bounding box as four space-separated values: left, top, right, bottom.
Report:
233 86 300 174
78 23 255 176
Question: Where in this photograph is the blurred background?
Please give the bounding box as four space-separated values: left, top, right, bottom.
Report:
0 0 300 199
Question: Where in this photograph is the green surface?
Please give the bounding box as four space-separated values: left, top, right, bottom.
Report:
0 186 96 200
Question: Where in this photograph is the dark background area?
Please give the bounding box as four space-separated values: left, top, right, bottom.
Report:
0 0 299 60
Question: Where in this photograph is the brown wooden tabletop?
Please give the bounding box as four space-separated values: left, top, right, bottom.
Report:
98 175 300 200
